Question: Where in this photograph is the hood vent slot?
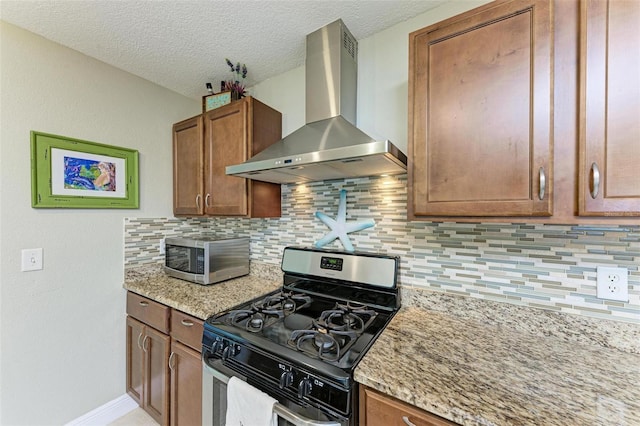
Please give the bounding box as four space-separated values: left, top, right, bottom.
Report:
343 30 357 60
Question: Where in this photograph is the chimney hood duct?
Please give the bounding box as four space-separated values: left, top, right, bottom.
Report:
225 19 407 184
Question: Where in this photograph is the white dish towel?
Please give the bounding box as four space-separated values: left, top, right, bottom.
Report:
225 376 278 426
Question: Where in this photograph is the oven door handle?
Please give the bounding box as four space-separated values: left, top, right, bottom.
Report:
203 362 342 426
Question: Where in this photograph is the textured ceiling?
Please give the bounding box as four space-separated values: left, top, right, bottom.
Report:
0 0 447 100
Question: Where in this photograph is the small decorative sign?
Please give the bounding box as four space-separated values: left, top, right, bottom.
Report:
202 91 232 112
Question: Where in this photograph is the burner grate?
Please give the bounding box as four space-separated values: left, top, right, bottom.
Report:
226 290 312 333
287 302 378 360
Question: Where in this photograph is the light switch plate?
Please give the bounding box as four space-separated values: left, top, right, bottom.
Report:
21 248 43 272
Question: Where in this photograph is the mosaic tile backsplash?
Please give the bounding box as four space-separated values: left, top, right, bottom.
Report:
124 175 639 323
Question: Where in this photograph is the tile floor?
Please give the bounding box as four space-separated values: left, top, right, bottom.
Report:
107 408 158 426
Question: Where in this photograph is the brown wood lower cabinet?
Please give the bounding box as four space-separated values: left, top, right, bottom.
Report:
126 316 170 425
125 316 144 404
144 325 171 423
170 341 202 426
126 292 204 426
359 385 457 426
169 308 204 426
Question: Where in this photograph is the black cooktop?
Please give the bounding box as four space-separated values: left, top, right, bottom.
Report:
205 288 393 372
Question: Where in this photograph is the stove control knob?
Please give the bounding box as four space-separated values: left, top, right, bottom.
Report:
212 339 222 354
223 344 240 360
279 371 293 389
297 378 312 399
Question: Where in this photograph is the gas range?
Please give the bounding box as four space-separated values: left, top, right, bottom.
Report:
202 247 400 425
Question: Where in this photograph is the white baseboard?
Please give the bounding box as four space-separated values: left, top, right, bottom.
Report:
65 394 139 426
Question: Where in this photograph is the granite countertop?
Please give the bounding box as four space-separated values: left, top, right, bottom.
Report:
123 263 281 320
124 265 640 425
355 298 640 426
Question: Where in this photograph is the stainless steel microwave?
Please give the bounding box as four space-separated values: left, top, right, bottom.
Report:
163 236 249 285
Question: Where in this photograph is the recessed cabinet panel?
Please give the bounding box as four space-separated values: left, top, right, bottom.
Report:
205 103 248 216
126 316 144 405
427 12 531 203
170 341 202 426
144 327 170 425
173 116 204 216
409 0 553 218
579 0 640 215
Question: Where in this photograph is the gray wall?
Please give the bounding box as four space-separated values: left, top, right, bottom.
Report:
0 22 199 424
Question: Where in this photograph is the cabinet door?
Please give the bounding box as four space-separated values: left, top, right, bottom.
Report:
126 316 144 405
409 0 553 217
579 0 640 215
204 101 248 216
170 341 202 426
173 116 204 216
144 326 171 426
360 386 455 426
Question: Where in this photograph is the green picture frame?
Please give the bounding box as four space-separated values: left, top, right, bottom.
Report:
30 131 139 208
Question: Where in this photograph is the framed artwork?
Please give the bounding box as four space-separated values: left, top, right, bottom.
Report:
30 131 139 208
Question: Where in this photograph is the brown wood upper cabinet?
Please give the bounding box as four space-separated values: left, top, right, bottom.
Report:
578 0 640 216
408 0 553 218
172 96 282 217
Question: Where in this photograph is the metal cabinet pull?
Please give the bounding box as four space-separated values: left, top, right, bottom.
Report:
142 335 149 353
168 352 175 370
590 162 600 199
205 193 211 207
402 416 417 426
195 194 202 209
538 167 546 200
181 319 194 327
138 301 149 307
137 332 144 350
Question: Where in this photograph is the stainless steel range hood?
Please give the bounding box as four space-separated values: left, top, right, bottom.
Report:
225 19 407 184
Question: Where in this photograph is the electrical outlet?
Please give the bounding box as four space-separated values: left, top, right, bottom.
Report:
596 266 629 302
159 238 166 255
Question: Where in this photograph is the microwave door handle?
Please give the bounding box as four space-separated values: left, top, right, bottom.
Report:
202 362 341 426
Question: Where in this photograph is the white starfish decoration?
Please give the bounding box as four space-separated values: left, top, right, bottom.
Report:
314 189 375 252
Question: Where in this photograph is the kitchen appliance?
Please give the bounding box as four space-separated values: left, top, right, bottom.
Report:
164 236 249 285
202 246 400 425
225 19 407 184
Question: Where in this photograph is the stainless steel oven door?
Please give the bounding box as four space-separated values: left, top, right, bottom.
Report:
202 359 347 426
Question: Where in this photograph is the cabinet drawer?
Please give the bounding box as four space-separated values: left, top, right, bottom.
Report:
360 386 456 426
170 310 204 352
126 292 170 334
